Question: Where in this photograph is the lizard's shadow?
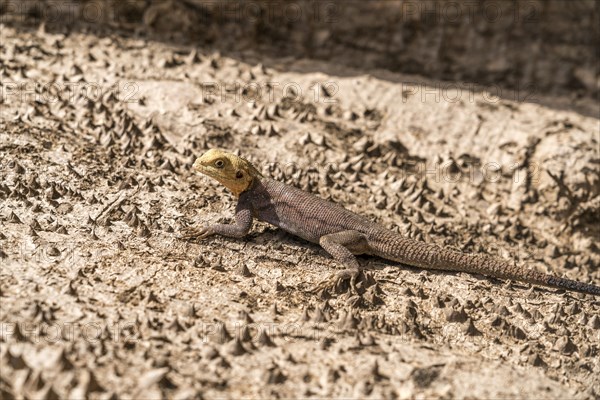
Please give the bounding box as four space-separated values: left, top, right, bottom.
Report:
218 228 575 296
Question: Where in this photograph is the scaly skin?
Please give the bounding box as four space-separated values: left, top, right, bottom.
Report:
181 149 600 296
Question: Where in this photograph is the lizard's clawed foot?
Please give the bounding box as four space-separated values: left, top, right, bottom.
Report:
178 225 213 241
311 268 376 296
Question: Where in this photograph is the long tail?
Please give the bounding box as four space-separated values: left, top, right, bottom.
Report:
383 236 600 296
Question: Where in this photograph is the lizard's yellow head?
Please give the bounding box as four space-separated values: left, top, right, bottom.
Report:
193 149 262 197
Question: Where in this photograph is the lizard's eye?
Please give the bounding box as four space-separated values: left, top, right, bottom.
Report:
215 159 224 168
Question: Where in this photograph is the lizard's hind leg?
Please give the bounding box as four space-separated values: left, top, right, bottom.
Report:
315 230 370 294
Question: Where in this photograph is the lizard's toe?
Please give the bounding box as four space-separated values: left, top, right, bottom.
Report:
336 268 361 294
309 268 361 296
309 275 337 296
178 226 212 241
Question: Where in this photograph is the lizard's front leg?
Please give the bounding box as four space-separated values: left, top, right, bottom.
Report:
318 230 369 293
180 199 253 241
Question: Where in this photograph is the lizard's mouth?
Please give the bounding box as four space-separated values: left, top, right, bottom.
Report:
193 162 219 181
192 157 204 171
192 158 214 174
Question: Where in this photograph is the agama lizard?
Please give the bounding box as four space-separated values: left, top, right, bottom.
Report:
180 149 600 296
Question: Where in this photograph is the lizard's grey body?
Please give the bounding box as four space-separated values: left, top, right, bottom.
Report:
184 149 600 296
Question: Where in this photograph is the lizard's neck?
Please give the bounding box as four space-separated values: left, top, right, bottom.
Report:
233 174 261 198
